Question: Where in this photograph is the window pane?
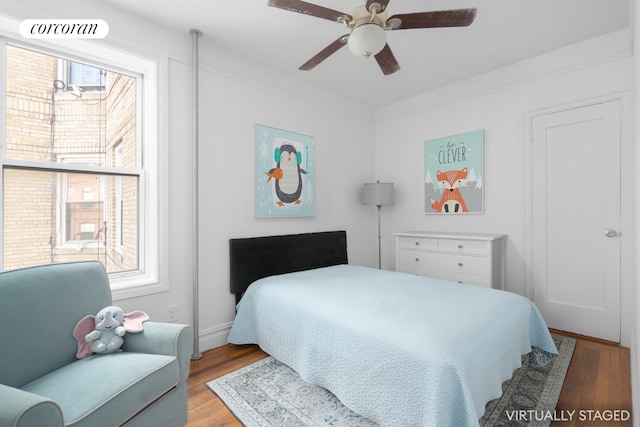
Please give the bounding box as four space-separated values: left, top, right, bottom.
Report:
65 172 104 241
3 168 138 274
5 45 137 166
69 62 105 88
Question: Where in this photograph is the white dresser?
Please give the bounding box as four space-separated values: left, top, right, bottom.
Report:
394 231 507 290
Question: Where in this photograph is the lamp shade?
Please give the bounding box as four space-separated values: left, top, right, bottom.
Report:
362 182 394 206
347 23 387 58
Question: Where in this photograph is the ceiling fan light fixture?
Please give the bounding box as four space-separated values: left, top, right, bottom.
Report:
347 23 386 58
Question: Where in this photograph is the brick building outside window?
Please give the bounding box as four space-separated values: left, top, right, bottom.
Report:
4 43 139 275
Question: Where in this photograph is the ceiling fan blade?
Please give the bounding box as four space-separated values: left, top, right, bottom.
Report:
299 35 349 71
366 0 391 13
388 8 477 30
268 0 351 23
374 44 400 75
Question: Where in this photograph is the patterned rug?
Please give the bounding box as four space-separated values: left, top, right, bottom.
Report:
207 334 575 427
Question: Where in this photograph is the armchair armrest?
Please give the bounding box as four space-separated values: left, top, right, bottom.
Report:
122 322 193 381
0 384 64 427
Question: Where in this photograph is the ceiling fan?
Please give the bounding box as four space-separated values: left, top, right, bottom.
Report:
268 0 477 75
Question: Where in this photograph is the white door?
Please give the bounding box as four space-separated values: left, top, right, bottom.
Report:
531 100 621 342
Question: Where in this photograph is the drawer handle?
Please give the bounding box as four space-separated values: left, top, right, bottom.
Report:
458 262 463 267
415 258 420 262
414 242 420 246
458 245 463 249
458 280 463 284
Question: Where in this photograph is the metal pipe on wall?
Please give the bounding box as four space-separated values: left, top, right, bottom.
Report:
189 28 202 360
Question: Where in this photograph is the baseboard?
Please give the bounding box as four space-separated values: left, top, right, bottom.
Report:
549 328 624 347
198 321 233 352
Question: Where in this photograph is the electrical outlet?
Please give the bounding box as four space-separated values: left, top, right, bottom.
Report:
167 305 178 322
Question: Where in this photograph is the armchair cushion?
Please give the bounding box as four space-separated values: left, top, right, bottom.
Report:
22 353 178 427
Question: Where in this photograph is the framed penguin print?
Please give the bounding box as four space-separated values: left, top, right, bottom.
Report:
424 129 484 214
255 124 315 218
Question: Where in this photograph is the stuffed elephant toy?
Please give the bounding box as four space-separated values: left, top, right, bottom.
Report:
73 305 149 359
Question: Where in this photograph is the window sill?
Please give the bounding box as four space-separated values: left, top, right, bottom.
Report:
110 270 169 301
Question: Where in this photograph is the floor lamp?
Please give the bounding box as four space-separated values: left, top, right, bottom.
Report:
362 181 394 269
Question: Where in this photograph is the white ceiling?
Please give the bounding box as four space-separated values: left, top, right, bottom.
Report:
99 0 629 108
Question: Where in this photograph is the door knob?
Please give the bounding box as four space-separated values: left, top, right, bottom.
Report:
604 229 617 237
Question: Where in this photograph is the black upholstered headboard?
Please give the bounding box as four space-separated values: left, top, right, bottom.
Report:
229 230 348 304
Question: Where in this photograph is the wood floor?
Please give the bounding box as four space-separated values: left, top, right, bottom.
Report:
186 331 632 426
550 330 632 427
187 344 267 427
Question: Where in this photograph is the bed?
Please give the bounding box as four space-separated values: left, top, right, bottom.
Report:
227 231 557 426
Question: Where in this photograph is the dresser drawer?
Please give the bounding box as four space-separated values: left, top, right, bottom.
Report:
435 270 492 288
438 238 487 256
397 236 438 251
402 267 492 288
431 253 488 276
397 249 440 270
398 251 487 276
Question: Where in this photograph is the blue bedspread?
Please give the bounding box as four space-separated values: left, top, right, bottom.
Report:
228 265 557 426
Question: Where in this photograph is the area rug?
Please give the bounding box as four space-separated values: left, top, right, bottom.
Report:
207 334 575 427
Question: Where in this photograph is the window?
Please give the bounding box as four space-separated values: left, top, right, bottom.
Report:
68 62 105 90
56 60 106 92
1 38 165 297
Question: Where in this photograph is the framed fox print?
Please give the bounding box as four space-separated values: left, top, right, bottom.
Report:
255 124 315 218
424 130 484 214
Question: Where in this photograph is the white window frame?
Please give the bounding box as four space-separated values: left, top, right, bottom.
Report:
0 19 169 300
114 143 124 254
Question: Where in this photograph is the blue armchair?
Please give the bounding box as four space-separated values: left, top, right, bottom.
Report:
0 261 193 427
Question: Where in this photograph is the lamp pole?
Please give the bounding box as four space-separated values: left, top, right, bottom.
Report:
376 203 383 269
362 181 394 270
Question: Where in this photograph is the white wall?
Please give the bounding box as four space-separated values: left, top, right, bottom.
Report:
374 29 635 347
